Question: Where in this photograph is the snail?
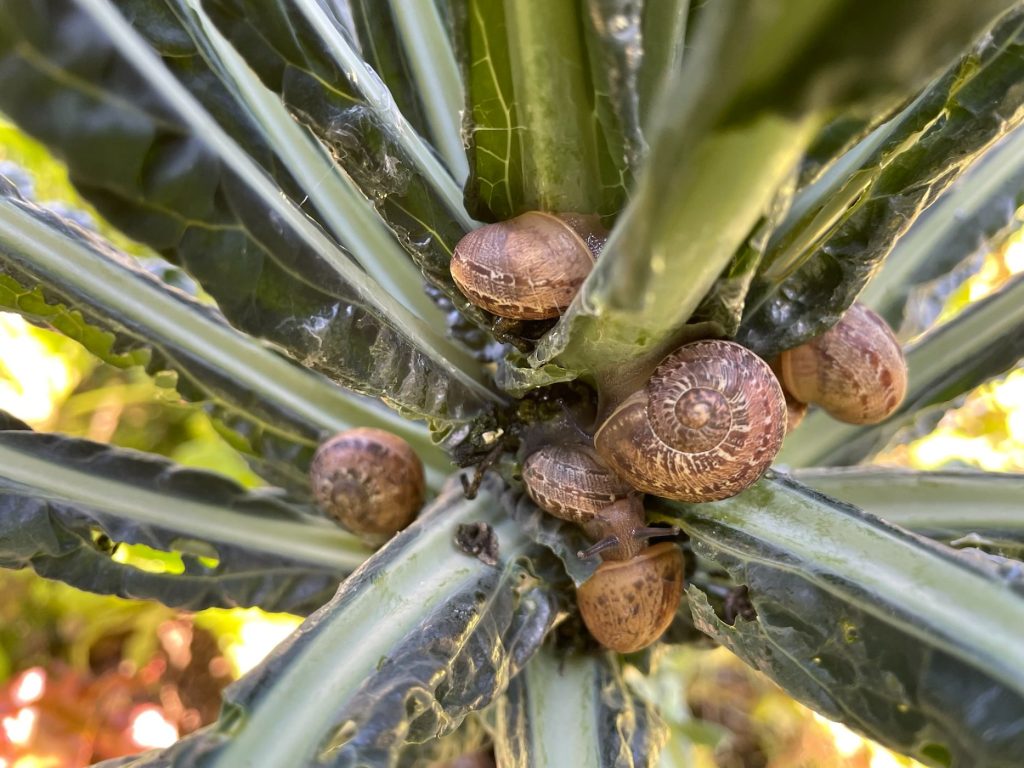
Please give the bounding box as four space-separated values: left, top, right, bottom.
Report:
522 445 684 653
309 428 425 542
594 340 786 503
778 303 907 425
576 536 684 654
450 211 605 320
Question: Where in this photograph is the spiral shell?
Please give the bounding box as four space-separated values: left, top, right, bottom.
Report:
779 303 907 425
522 444 633 524
576 542 685 653
450 211 600 319
310 428 425 541
594 340 786 502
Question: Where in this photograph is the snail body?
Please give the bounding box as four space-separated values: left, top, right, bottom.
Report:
577 542 684 654
310 428 425 542
450 211 603 319
779 303 906 425
595 340 786 503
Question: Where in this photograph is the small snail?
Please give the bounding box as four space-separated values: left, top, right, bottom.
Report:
522 444 633 524
309 428 424 542
522 445 684 652
594 340 786 502
577 538 684 654
778 303 907 425
450 211 604 320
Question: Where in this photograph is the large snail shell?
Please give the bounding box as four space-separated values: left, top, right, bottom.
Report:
779 303 907 425
450 211 599 320
310 428 425 542
522 444 633 524
594 340 786 502
577 542 684 653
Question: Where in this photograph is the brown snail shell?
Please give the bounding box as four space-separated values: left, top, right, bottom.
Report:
450 211 602 320
522 444 633 524
576 542 684 653
779 303 907 425
309 428 425 542
594 340 786 502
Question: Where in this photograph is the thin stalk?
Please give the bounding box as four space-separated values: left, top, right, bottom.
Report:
387 0 470 184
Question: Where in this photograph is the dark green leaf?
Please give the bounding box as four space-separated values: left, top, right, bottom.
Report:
779 273 1024 466
102 482 559 767
197 0 501 343
490 648 667 768
529 0 1010 394
656 472 1024 766
739 5 1024 358
0 0 499 431
0 429 371 612
461 1 610 219
860 124 1024 334
0 175 450 492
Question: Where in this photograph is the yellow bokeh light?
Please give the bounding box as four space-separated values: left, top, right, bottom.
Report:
0 314 80 426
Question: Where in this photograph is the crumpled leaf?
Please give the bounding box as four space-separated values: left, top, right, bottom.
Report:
198 0 502 345
0 427 369 613
739 4 1024 358
490 648 668 768
0 173 449 493
101 481 560 767
860 122 1024 335
0 0 498 433
659 472 1024 766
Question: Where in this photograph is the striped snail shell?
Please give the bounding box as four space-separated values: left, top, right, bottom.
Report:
779 303 907 425
310 428 425 542
594 340 786 502
450 211 604 320
522 444 633 523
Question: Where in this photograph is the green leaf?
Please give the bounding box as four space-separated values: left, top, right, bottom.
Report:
0 428 372 612
778 272 1024 467
385 0 469 183
0 0 500 427
581 0 643 210
0 176 451 492
490 648 667 768
199 0 500 342
528 0 1017 393
107 482 558 767
461 1 609 220
793 467 1024 558
860 123 1024 333
637 0 689 127
740 5 1024 358
657 472 1024 766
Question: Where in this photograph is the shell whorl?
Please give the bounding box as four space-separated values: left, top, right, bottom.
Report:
594 340 786 502
522 444 633 524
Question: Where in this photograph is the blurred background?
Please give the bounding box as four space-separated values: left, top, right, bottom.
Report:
1 117 1022 768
